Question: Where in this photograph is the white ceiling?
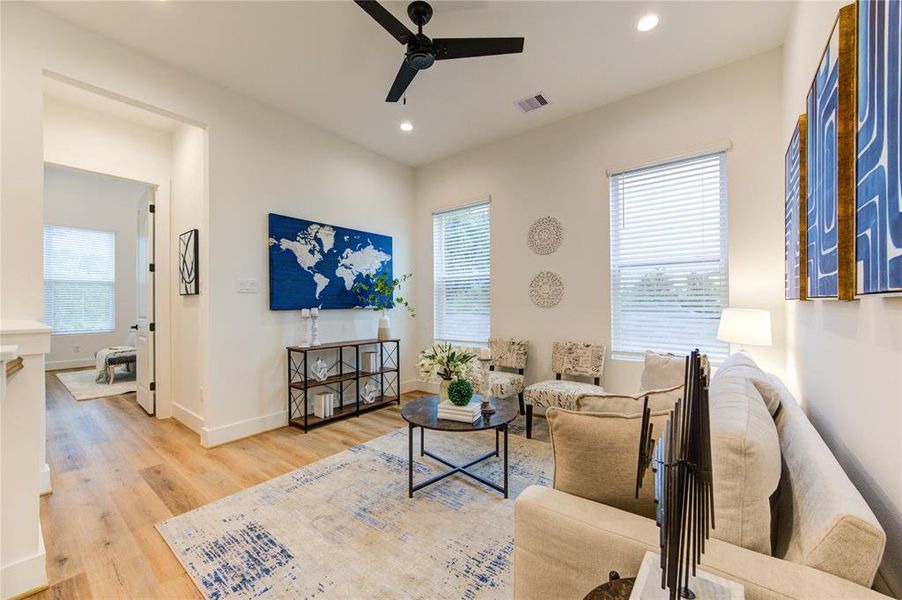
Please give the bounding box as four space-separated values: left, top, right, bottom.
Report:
38 1 792 167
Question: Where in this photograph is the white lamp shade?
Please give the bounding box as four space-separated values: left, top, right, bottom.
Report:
716 308 772 347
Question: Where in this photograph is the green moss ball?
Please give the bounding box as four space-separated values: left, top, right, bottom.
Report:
447 378 474 406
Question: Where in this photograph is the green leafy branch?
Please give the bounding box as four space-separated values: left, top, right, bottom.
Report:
353 272 416 317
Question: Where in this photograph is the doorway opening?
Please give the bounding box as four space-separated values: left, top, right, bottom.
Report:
43 166 157 414
42 73 207 429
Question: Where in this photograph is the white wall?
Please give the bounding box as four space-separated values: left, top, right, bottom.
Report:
783 2 902 595
43 166 146 369
170 124 207 432
2 3 415 446
414 49 785 393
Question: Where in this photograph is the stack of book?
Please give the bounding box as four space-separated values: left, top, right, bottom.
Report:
437 399 481 423
314 392 335 418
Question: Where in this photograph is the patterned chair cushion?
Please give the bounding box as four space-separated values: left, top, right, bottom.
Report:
489 371 526 398
551 341 605 378
489 338 529 370
524 380 606 412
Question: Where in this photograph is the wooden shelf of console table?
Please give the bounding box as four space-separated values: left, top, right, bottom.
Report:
286 338 400 432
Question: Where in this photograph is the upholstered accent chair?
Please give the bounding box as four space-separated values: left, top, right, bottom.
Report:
487 338 529 415
522 341 605 438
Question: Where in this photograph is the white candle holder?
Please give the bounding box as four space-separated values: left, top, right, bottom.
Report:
478 356 494 414
299 309 311 348
311 308 321 346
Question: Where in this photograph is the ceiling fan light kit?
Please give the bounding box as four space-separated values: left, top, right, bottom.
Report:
354 0 525 102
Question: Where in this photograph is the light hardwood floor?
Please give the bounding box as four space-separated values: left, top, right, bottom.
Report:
35 370 426 599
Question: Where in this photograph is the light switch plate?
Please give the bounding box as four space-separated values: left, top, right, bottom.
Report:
237 278 258 294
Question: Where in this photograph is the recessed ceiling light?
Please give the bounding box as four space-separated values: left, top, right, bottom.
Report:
400 121 413 132
637 14 659 32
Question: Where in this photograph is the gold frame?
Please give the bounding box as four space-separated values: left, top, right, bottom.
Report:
806 3 857 300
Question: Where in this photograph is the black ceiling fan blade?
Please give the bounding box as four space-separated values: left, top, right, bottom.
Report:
354 0 414 44
386 60 418 102
432 37 524 60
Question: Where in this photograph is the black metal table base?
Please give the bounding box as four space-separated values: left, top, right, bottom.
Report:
408 423 509 498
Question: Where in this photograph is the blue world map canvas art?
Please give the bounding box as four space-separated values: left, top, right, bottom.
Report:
807 23 841 298
857 0 902 294
268 213 393 310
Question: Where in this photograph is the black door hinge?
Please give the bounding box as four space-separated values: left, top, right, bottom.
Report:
149 263 155 272
149 322 155 332
150 382 156 391
149 204 155 213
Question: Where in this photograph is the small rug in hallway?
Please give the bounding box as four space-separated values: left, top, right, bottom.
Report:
157 427 552 599
55 368 136 400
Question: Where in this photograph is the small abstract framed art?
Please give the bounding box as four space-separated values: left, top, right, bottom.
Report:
806 3 857 300
179 229 199 295
856 0 902 295
786 114 808 300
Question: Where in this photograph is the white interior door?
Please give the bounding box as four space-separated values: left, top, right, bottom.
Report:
136 188 155 415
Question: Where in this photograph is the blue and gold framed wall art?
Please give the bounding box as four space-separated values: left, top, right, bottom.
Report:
786 114 808 300
806 3 857 300
856 0 902 295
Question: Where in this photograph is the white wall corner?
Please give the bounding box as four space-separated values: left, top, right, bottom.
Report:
0 524 47 600
200 410 287 448
171 402 204 434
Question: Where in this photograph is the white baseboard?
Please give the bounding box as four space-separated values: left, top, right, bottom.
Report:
201 409 287 448
38 463 51 496
171 403 204 434
401 379 435 393
1 524 47 600
407 380 438 394
45 358 94 371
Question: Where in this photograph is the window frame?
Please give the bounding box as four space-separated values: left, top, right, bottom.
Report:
432 199 492 347
43 224 118 336
609 151 730 362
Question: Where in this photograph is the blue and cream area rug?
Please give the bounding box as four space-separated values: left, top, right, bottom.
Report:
156 427 552 599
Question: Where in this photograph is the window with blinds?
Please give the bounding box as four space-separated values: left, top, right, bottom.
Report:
433 201 491 345
44 225 116 335
610 152 729 361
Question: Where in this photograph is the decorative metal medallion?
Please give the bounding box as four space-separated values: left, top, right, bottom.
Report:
527 216 564 255
529 271 564 308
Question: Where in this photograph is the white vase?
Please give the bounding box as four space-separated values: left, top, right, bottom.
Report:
438 378 451 402
377 311 391 340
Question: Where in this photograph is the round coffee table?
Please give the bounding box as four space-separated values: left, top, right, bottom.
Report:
401 394 519 498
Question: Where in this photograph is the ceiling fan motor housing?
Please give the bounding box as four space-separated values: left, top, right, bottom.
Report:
406 34 435 70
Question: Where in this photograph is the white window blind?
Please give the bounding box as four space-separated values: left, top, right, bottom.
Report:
610 152 729 361
433 201 491 345
44 225 116 335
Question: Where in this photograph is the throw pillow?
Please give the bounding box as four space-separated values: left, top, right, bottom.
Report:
639 351 686 391
547 407 670 519
709 375 782 555
577 385 681 415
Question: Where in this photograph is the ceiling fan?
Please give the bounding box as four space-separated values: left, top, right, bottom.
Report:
354 0 525 102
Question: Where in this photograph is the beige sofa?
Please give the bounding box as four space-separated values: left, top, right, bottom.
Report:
514 354 888 599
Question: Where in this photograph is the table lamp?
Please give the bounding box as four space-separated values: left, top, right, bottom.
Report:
716 308 772 351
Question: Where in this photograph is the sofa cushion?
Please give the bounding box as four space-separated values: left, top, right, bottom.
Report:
714 352 781 416
709 374 782 555
639 351 686 391
547 407 670 519
767 376 886 586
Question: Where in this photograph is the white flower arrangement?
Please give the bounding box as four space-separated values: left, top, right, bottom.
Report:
417 342 480 384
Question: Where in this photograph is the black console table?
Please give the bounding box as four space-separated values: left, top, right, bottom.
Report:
287 338 400 432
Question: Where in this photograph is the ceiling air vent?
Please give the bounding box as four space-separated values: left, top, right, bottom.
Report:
514 92 549 113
